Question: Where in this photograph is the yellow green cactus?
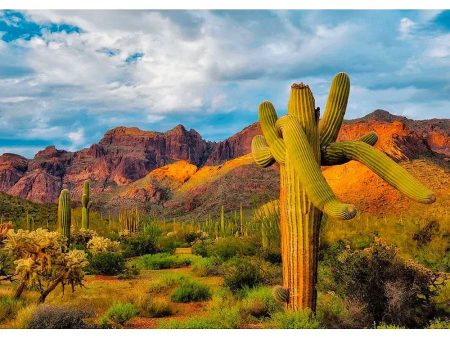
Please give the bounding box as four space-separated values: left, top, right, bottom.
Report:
251 72 436 312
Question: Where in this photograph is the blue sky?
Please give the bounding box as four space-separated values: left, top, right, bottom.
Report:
0 10 449 158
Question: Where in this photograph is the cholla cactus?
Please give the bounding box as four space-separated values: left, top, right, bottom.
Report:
251 72 435 311
0 221 13 243
87 236 120 254
4 228 88 303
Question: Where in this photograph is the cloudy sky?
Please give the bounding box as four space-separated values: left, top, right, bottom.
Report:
0 10 449 158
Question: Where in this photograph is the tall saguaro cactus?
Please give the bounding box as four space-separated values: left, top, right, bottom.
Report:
81 180 92 230
251 72 436 312
58 189 71 243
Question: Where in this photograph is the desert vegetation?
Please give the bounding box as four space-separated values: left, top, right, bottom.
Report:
0 73 448 329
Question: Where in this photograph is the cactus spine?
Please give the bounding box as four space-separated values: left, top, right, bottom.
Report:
81 180 92 230
58 189 71 243
251 72 435 312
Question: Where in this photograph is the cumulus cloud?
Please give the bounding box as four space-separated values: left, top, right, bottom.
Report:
0 10 449 158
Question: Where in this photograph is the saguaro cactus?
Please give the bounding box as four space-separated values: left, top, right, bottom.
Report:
251 72 436 312
81 180 92 230
58 189 71 243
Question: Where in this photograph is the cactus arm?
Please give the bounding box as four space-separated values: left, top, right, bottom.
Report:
258 101 286 164
359 131 378 146
322 141 436 204
280 115 357 220
319 72 350 147
251 135 275 168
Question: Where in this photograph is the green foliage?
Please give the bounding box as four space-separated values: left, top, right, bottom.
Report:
269 309 321 329
135 295 173 318
27 305 92 329
136 253 191 270
191 256 222 277
147 273 190 294
427 318 450 329
207 237 259 260
102 302 138 326
0 296 23 324
88 252 125 276
170 279 212 303
120 231 160 258
329 237 444 328
241 286 283 319
222 256 262 292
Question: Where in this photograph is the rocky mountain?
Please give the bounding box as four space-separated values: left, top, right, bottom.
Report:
0 110 448 204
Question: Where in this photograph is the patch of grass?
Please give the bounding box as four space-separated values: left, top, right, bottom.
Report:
101 302 138 326
136 253 191 270
241 286 283 319
170 279 212 303
9 304 37 328
191 256 222 277
269 309 321 329
135 295 173 318
147 273 191 294
0 296 23 324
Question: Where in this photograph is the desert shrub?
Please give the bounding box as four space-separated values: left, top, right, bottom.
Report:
121 235 158 258
158 234 186 253
207 237 259 261
147 273 190 294
330 237 444 328
27 305 92 329
376 323 405 329
170 279 212 303
135 295 173 318
241 286 283 319
427 318 450 329
0 296 23 324
223 257 262 292
0 250 14 281
269 309 321 329
87 236 120 254
260 247 282 264
137 253 191 270
102 302 138 326
192 256 222 277
192 240 208 257
117 264 140 280
89 252 125 275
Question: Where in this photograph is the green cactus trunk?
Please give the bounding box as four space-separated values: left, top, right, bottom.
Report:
81 180 91 230
58 189 71 243
220 205 225 237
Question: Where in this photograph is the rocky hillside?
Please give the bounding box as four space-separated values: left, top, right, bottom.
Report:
0 110 448 204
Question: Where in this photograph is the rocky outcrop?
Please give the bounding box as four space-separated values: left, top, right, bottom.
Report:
0 110 448 203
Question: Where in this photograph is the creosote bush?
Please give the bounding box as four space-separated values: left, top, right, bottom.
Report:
222 257 263 292
88 252 125 276
101 302 138 327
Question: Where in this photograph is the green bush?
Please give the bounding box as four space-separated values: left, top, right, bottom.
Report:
158 236 185 253
427 318 450 329
270 309 321 329
121 225 161 258
147 273 190 294
223 257 262 292
207 237 259 261
192 241 208 257
102 302 138 326
242 286 283 319
136 295 173 318
192 256 222 277
0 296 22 324
137 253 191 270
89 252 125 275
117 265 140 280
170 279 212 303
27 305 92 329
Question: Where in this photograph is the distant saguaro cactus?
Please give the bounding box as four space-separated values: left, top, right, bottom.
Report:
81 180 92 230
251 72 436 312
58 189 71 243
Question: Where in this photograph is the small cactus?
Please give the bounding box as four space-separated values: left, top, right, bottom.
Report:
58 189 71 243
81 180 92 230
